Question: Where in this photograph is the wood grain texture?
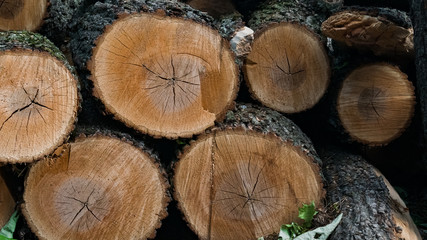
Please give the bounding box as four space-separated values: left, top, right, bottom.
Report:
174 103 324 239
337 63 415 146
0 0 48 31
0 32 79 163
23 134 169 240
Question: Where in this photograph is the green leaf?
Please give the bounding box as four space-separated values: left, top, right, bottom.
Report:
278 224 292 240
0 210 19 240
257 237 265 240
298 201 317 229
294 213 343 240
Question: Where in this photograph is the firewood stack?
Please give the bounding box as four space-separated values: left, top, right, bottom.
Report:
0 0 425 239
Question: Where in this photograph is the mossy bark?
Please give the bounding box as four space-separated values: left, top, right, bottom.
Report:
0 31 76 74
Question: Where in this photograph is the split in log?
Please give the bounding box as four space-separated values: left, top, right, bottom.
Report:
320 147 422 240
337 63 415 146
22 133 169 239
0 0 48 31
244 22 330 113
0 31 79 163
0 174 15 228
174 103 324 239
72 1 239 139
321 8 414 58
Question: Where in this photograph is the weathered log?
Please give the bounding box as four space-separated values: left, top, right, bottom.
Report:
70 0 239 139
0 0 48 31
22 131 170 240
0 174 15 228
321 8 414 58
320 147 422 240
174 103 324 240
410 0 427 170
337 63 415 146
0 31 79 163
243 1 331 113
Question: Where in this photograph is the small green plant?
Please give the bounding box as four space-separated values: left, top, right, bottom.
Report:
0 210 19 240
258 202 343 240
279 201 318 239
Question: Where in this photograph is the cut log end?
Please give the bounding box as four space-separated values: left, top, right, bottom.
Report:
23 134 169 240
337 63 415 146
0 0 48 31
0 50 78 163
88 13 239 139
244 23 330 113
174 129 324 239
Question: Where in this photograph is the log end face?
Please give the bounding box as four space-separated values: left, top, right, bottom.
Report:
175 129 324 239
0 50 78 163
244 23 330 113
23 135 169 240
337 63 415 146
89 13 238 139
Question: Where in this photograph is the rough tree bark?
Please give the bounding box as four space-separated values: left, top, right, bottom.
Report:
174 103 324 240
0 31 79 163
410 0 427 170
70 0 239 139
22 130 170 240
320 147 422 240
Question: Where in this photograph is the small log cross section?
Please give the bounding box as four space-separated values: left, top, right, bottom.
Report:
337 63 415 146
0 50 78 163
244 22 330 113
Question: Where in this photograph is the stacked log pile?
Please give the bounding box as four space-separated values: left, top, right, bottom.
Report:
0 0 426 239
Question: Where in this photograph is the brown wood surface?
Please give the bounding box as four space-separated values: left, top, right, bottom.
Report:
0 0 48 31
22 133 169 240
337 63 415 146
87 12 239 139
244 22 330 113
0 174 14 228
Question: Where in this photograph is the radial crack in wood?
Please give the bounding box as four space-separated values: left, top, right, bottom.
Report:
337 63 415 146
174 129 324 239
0 49 78 163
244 23 330 113
22 134 169 240
88 13 239 139
0 0 47 31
